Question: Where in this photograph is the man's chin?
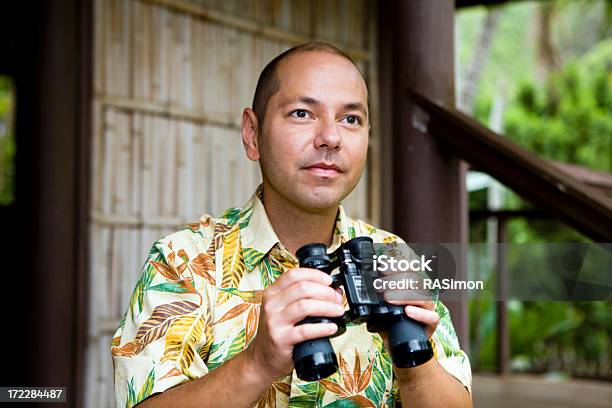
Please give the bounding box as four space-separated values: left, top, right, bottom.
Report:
294 185 348 211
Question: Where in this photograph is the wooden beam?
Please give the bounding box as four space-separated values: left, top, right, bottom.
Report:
99 95 241 130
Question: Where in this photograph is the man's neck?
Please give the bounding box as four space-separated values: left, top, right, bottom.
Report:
261 183 338 256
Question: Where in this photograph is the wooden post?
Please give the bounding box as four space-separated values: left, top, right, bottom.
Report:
497 217 510 374
378 0 469 348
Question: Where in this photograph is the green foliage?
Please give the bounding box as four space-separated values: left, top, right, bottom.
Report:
460 6 612 379
504 45 612 173
0 76 15 205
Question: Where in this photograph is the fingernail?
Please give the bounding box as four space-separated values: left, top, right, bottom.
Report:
405 306 415 317
336 293 343 303
337 305 344 313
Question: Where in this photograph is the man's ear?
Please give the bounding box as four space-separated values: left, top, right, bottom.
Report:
241 108 260 161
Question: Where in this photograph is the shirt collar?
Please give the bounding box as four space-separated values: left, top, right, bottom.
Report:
238 185 277 259
239 185 352 271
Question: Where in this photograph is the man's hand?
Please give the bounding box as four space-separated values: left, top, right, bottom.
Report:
244 268 345 382
387 299 439 337
375 270 440 351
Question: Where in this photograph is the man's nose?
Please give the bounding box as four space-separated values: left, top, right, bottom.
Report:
313 117 341 150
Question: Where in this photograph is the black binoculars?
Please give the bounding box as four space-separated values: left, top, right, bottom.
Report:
292 236 434 381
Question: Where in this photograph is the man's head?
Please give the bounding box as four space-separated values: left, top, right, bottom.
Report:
241 42 370 213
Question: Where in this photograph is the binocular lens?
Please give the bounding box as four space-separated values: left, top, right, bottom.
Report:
388 317 434 368
296 243 330 269
343 237 375 261
293 338 338 381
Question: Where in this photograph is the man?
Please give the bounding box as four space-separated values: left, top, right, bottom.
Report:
112 42 472 407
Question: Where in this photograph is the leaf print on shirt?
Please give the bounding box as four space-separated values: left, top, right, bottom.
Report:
291 381 327 408
218 226 246 304
215 288 262 345
147 279 195 293
160 309 207 379
111 300 200 357
184 251 216 286
144 245 201 302
207 222 233 257
150 251 185 282
197 311 214 363
220 207 242 226
185 215 211 233
129 259 156 316
125 367 155 408
260 257 282 289
216 303 251 325
319 350 375 407
243 247 265 272
219 288 262 303
256 378 291 408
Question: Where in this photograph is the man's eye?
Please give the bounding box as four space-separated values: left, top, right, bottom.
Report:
341 115 361 125
290 109 311 119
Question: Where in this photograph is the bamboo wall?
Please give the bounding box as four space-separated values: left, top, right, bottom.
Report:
87 0 378 405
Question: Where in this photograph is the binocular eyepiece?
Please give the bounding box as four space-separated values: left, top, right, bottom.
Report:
292 237 434 381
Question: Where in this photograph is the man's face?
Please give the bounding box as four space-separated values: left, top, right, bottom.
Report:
257 51 369 212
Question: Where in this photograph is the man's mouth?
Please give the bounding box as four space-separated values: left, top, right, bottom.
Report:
303 162 343 177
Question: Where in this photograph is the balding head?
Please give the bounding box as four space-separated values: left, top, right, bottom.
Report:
251 42 368 126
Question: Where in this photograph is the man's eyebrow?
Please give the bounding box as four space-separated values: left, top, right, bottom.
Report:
280 96 321 107
281 97 368 117
343 102 368 117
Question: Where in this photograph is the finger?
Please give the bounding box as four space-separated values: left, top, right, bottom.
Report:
283 299 345 325
404 306 440 328
385 297 435 309
289 323 338 345
272 268 332 292
280 281 343 307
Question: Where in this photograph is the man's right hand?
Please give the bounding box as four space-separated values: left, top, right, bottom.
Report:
244 268 345 381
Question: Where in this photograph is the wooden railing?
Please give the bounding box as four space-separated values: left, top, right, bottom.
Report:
411 91 612 375
411 91 612 242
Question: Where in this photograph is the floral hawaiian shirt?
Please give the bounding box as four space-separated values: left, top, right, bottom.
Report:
111 186 472 407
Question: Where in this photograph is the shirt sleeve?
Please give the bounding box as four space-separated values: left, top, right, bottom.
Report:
111 239 213 407
430 300 472 393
